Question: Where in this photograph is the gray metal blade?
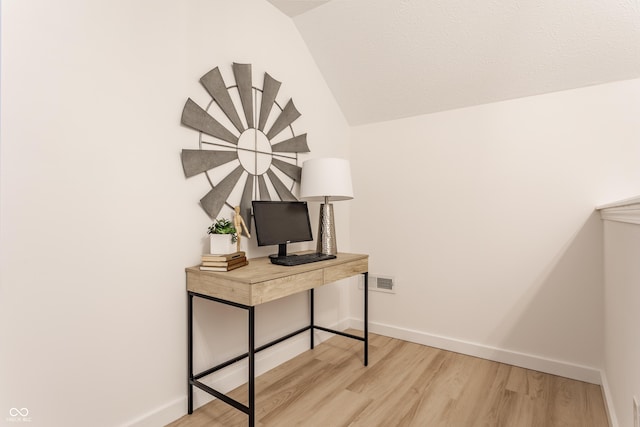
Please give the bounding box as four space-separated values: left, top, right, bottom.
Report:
272 158 302 182
258 73 281 131
240 175 254 233
271 134 310 153
181 98 238 144
267 169 297 201
200 67 245 133
233 63 254 128
266 99 301 140
181 149 238 178
200 166 244 219
257 175 271 201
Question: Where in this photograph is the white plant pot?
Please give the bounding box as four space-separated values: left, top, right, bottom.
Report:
209 234 236 255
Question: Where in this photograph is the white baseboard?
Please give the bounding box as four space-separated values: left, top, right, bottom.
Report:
350 318 603 385
122 397 186 427
125 320 349 427
599 370 620 427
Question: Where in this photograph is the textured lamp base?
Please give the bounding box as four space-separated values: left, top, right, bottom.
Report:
317 203 337 255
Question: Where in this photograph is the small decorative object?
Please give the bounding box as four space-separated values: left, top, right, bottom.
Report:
233 206 251 253
300 158 354 255
207 218 237 254
180 62 311 224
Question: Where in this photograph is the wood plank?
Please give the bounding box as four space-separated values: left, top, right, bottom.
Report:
586 382 610 427
348 342 442 427
290 389 371 427
167 333 610 427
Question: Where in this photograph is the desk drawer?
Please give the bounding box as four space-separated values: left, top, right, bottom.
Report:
324 258 368 284
252 270 323 305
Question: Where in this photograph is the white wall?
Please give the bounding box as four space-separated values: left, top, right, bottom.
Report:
4 0 640 424
601 215 640 427
0 1 350 426
350 78 640 382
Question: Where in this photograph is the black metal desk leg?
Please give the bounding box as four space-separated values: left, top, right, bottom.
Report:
248 306 255 427
310 289 315 349
187 293 194 414
364 272 369 367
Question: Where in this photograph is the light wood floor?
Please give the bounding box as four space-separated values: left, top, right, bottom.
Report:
167 332 609 427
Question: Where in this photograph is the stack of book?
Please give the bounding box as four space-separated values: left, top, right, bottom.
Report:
200 251 248 272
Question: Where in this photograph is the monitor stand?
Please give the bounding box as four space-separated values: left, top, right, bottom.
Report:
268 243 288 261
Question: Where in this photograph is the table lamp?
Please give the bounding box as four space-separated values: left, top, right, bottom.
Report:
300 157 354 255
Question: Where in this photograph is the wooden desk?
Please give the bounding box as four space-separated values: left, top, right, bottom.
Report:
186 253 369 427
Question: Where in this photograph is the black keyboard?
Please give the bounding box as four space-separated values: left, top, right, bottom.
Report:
270 253 337 266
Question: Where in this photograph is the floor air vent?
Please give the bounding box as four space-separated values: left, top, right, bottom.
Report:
360 274 396 294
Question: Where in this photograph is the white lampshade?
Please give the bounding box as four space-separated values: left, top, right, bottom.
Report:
300 158 354 201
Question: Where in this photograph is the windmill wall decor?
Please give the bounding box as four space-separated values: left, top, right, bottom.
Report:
180 63 310 225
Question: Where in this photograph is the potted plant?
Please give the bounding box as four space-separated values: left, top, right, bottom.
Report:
207 218 238 254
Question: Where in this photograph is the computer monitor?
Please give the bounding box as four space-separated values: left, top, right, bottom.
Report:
252 201 313 258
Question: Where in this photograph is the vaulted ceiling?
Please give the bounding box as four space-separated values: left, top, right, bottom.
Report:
267 0 640 125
